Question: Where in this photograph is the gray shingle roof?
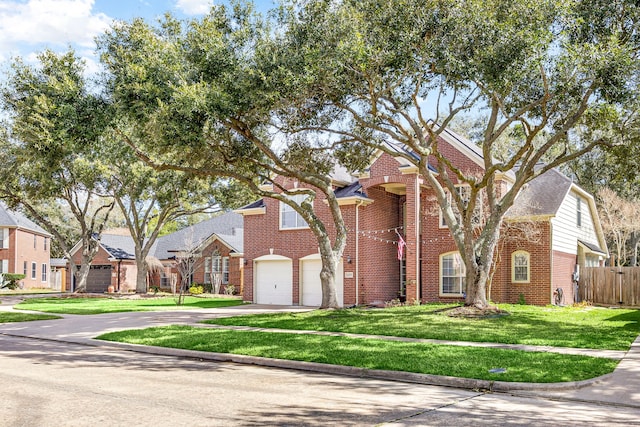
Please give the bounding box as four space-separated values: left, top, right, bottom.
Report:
506 168 573 218
100 234 137 260
334 181 368 198
97 211 244 260
153 211 244 259
0 202 50 236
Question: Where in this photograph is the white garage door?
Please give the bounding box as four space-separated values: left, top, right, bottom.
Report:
255 258 293 305
301 258 343 307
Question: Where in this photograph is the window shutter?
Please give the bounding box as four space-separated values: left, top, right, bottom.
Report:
2 229 8 249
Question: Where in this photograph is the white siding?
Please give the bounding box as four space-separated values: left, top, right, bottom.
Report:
551 189 599 254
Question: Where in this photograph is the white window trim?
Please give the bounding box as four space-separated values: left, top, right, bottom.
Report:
0 228 8 249
222 256 229 284
279 194 310 230
439 251 466 297
576 196 583 228
511 250 530 283
204 257 211 284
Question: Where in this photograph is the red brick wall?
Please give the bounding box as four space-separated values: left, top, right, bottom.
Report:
418 187 460 302
491 221 553 305
243 176 353 304
0 228 51 289
182 238 242 294
356 186 402 304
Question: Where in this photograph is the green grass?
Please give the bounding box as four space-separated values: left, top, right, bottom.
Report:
97 325 618 383
204 303 640 350
16 296 245 315
0 312 61 323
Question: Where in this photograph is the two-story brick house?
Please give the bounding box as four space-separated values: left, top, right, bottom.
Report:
0 202 52 289
237 129 607 307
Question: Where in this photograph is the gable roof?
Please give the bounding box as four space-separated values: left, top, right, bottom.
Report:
100 234 138 260
506 168 573 218
0 202 51 236
153 211 244 259
78 211 244 261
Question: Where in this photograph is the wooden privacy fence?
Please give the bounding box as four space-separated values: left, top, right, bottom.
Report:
578 267 640 306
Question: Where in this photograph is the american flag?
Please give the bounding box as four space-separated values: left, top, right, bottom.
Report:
397 235 406 261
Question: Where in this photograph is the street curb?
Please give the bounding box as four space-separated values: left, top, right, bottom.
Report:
91 338 613 393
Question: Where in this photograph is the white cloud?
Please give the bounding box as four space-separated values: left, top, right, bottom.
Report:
175 0 212 15
0 0 112 58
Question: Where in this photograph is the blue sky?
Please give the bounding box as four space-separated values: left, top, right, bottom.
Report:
0 0 278 69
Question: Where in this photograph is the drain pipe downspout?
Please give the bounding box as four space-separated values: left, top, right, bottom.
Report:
355 200 362 306
117 259 122 292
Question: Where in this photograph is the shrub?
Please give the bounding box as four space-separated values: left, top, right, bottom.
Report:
1 273 25 290
202 282 213 294
518 293 526 305
223 284 236 295
189 284 204 295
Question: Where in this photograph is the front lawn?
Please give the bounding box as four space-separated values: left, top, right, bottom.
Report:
97 325 618 383
16 296 245 315
205 303 640 350
0 312 61 323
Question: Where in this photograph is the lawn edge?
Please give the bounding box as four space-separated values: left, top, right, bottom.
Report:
92 338 615 392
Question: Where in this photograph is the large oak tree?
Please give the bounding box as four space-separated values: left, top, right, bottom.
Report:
268 0 640 308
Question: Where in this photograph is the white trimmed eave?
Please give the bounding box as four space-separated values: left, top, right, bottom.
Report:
234 206 266 216
324 196 374 206
572 183 609 255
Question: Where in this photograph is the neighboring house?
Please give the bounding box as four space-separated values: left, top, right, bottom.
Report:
67 212 244 293
237 129 608 307
0 202 52 289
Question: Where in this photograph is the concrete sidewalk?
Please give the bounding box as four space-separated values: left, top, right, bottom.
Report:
1 298 638 408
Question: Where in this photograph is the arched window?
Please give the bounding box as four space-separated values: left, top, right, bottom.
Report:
440 252 466 296
512 251 530 283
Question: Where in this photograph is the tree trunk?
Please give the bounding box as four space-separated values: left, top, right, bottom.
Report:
319 252 339 308
135 264 148 293
74 263 91 293
465 267 489 309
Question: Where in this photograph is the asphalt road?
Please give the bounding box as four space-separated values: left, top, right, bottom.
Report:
1 334 639 426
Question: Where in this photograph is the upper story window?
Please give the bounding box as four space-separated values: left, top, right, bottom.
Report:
0 228 8 249
439 185 483 229
512 251 530 283
576 196 583 227
440 252 466 296
280 194 309 230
